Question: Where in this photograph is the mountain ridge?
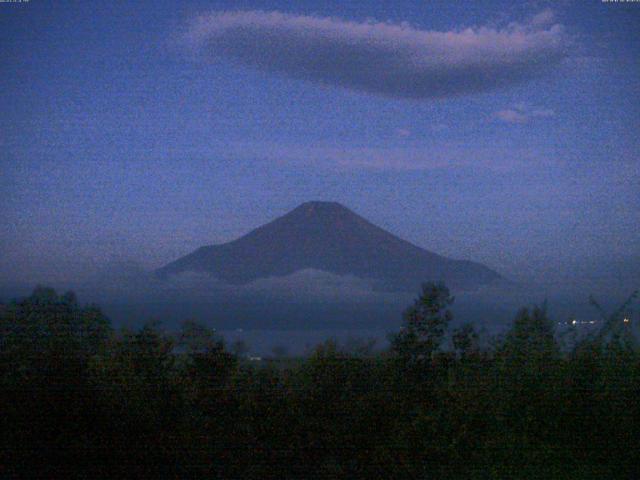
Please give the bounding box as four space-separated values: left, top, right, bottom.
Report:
157 201 502 292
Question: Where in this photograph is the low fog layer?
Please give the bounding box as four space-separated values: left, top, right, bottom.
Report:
3 258 636 325
1 257 636 355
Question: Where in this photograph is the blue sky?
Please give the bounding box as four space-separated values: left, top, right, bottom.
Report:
1 0 639 291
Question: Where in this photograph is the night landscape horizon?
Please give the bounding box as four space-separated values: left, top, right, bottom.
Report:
1 1 639 477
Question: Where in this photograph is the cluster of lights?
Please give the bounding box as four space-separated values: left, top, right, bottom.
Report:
558 316 640 327
560 318 632 326
568 319 597 326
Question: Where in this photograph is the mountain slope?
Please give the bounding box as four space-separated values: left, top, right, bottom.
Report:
157 201 501 291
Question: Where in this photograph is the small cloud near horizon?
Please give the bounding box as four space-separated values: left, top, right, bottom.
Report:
183 10 573 99
394 128 411 138
530 9 556 28
494 103 555 124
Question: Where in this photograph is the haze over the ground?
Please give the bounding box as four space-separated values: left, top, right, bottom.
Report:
1 1 639 324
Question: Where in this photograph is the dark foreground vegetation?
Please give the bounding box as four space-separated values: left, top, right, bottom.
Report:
1 284 638 479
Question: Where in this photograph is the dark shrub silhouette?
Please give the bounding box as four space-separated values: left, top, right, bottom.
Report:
0 284 637 478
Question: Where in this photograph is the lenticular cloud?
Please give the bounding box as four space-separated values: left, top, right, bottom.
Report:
184 10 571 99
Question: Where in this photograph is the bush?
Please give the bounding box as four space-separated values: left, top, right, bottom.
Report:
0 285 637 478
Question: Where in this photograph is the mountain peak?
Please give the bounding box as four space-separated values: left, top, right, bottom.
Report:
293 201 352 214
283 201 362 226
157 202 502 291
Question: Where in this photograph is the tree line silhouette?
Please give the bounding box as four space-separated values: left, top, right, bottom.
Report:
0 284 638 478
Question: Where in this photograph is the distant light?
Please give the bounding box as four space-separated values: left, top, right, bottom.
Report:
589 321 596 324
571 319 577 326
623 318 630 324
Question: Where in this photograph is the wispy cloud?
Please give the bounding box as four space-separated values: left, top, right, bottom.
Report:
494 103 555 124
394 128 411 138
183 10 572 99
530 8 556 28
220 140 562 173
